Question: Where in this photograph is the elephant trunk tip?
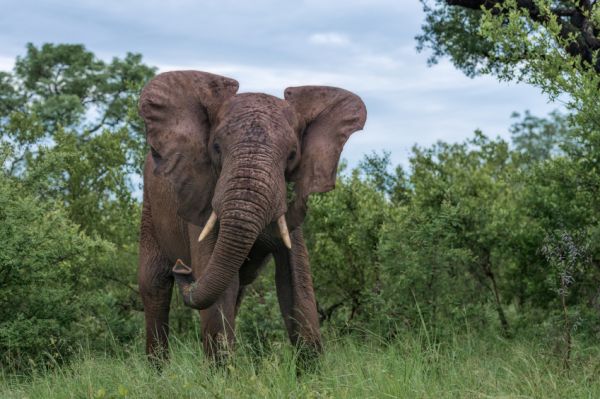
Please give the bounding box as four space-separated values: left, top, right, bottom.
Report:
172 259 200 308
173 259 192 275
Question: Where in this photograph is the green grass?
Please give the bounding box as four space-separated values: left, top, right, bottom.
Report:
2 332 599 398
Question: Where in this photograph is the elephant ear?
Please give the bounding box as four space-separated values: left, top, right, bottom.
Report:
285 85 367 201
139 70 238 225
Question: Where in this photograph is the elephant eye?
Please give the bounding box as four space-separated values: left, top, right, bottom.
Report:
213 142 221 155
287 150 296 162
150 146 162 162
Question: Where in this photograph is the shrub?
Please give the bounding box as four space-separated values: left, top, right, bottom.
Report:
0 175 117 370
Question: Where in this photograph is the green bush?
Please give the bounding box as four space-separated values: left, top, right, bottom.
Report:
0 175 119 370
305 168 389 329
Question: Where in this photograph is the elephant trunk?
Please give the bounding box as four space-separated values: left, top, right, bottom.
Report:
173 146 280 309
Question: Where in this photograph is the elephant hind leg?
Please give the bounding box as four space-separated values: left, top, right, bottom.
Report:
139 205 173 366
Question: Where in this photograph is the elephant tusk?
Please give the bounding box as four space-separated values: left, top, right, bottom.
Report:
198 211 218 242
277 215 292 250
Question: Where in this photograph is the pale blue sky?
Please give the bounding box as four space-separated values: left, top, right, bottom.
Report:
0 0 557 168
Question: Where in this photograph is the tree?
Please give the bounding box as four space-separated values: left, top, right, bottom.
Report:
418 0 600 131
509 110 572 162
0 174 117 370
386 133 518 334
0 44 156 365
420 1 600 72
358 151 411 204
1 43 155 244
304 162 390 326
418 3 600 338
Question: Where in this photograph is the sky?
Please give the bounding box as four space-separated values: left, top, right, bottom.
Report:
0 0 558 168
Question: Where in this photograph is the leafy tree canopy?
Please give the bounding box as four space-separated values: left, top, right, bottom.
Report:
1 43 155 244
418 0 600 133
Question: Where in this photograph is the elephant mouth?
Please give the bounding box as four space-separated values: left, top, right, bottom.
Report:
197 210 292 249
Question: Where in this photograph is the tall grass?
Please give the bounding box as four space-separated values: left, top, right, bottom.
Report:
2 329 599 398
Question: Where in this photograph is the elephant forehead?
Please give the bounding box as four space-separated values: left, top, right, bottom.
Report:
217 95 294 138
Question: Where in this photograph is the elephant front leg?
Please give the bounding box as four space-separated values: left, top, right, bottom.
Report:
273 227 322 359
139 226 173 366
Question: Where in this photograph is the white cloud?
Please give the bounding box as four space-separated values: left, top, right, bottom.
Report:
155 56 492 96
308 32 351 47
357 54 403 70
156 62 353 94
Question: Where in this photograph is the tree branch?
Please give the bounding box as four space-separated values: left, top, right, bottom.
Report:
446 0 600 72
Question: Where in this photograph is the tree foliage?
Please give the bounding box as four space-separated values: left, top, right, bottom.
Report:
0 174 120 370
418 0 600 132
0 44 155 370
305 166 390 325
1 43 155 243
414 2 600 345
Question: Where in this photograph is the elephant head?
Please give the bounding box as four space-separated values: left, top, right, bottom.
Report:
139 70 366 309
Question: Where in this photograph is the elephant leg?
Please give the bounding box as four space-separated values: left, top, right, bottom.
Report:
273 228 322 356
200 273 240 362
139 211 173 365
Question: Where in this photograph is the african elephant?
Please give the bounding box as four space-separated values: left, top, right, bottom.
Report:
137 70 366 363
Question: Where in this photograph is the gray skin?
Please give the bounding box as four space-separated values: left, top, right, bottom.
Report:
138 70 366 363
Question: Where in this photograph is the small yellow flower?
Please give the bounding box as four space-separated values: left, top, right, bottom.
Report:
118 384 129 397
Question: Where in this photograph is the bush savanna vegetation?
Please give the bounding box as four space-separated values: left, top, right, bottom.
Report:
2 0 600 394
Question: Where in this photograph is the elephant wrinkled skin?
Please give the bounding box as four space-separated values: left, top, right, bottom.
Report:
137 70 366 363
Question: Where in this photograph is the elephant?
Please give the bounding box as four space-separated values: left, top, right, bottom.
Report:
137 70 366 364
